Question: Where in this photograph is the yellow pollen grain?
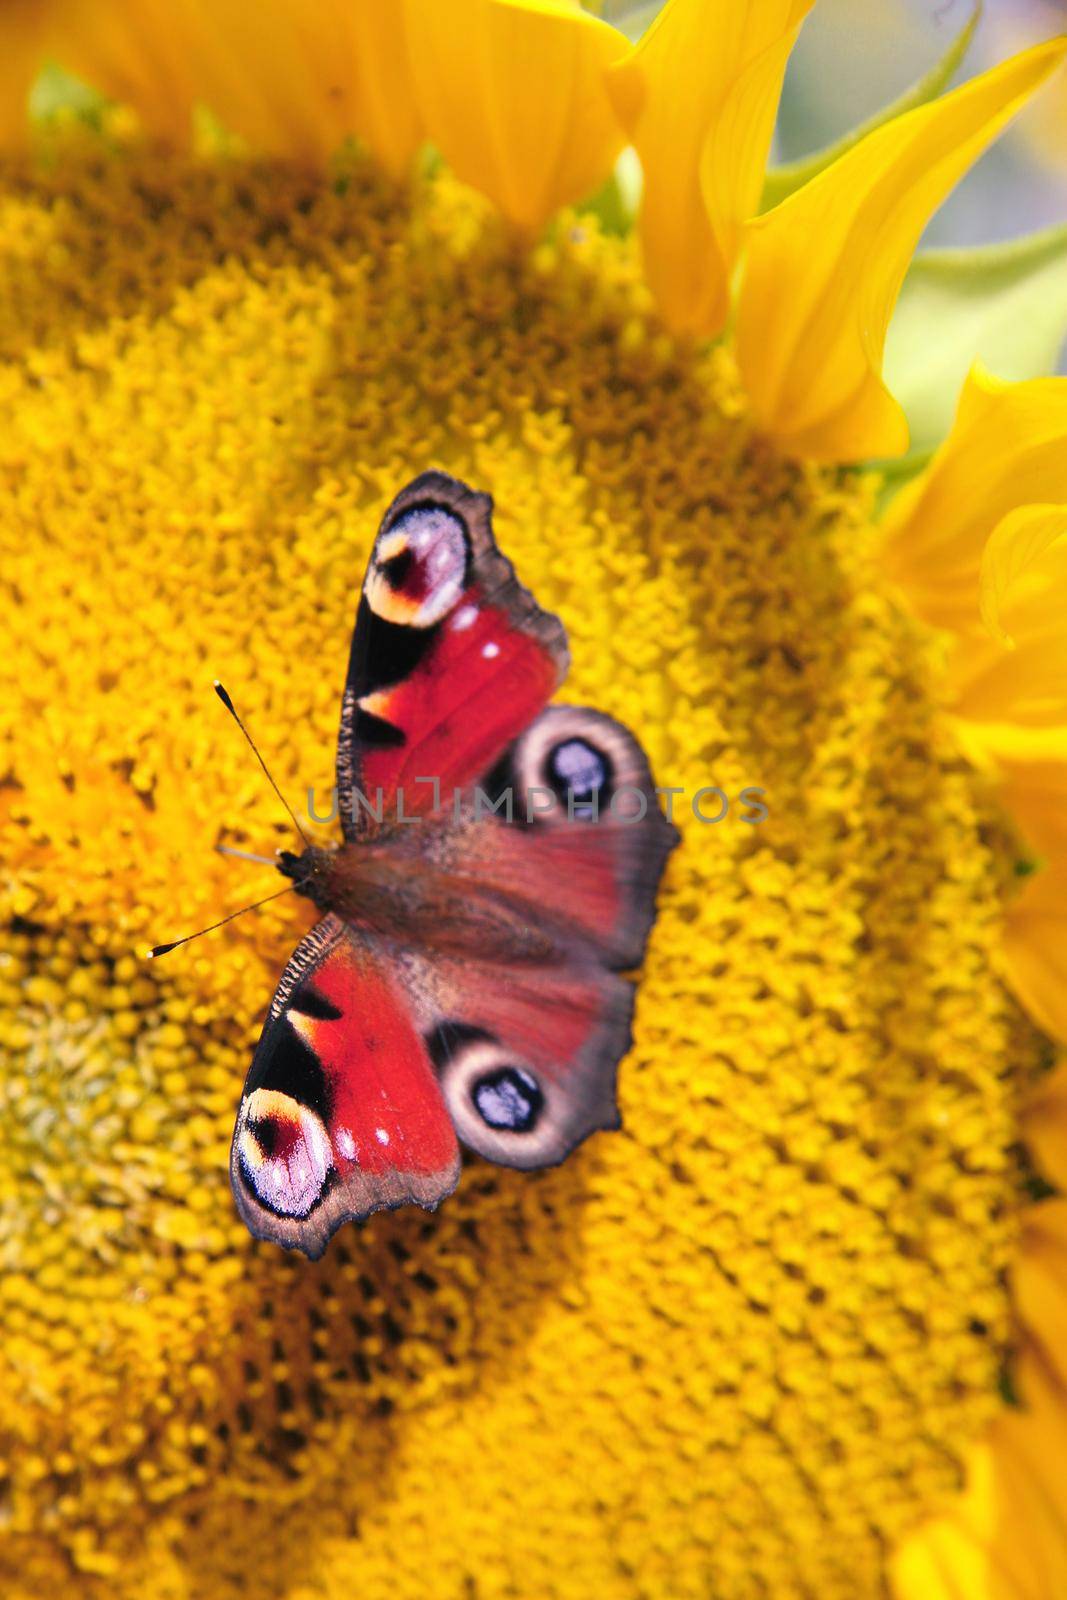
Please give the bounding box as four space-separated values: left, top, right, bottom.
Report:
0 125 1045 1600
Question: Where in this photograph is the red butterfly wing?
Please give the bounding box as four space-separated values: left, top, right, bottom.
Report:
373 707 677 1172
336 471 568 837
231 914 460 1258
390 944 635 1171
447 704 678 970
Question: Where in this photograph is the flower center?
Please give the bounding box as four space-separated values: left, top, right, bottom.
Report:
0 132 1043 1597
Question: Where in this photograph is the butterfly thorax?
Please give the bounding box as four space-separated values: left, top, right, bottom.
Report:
277 845 335 904
277 839 561 965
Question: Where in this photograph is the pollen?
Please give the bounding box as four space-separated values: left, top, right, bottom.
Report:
0 127 1044 1599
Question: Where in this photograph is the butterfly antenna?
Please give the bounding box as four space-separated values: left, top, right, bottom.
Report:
145 883 298 959
213 680 311 848
217 844 277 866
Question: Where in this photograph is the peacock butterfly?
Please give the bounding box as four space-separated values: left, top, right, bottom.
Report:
227 472 677 1258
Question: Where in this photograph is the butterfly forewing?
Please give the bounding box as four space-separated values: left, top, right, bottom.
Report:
336 471 568 837
231 914 460 1258
445 704 678 970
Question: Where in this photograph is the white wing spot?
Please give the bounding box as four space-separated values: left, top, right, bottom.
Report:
336 1127 356 1160
375 1127 391 1146
453 604 478 631
482 641 500 660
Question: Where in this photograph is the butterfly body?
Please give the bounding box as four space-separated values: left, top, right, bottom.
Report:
233 472 677 1258
279 841 568 965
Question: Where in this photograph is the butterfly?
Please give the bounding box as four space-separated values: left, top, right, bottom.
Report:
230 471 677 1258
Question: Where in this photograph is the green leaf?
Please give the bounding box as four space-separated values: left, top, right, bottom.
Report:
761 2 981 210
29 62 107 127
576 147 643 236
593 1 662 42
868 447 936 520
884 222 1067 461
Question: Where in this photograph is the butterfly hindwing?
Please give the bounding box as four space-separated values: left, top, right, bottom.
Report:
450 704 679 970
231 914 460 1258
377 706 677 1171
336 471 569 837
387 945 634 1171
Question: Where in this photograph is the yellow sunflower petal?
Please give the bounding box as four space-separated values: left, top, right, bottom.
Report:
957 509 1067 732
990 1353 1067 1589
44 0 202 144
736 38 1067 463
955 503 1067 784
990 731 1067 860
605 0 814 338
344 0 425 180
979 504 1067 647
895 1357 1067 1600
1015 1202 1067 1394
882 367 1067 642
1023 1063 1067 1190
892 1513 997 1600
127 0 423 172
1 0 49 147
1003 863 1067 1046
405 0 628 233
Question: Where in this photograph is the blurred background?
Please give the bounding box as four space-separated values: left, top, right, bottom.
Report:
596 0 1067 370
776 0 1067 244
599 0 1067 239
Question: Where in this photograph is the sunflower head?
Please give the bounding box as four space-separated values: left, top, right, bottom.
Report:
3 5 1067 1599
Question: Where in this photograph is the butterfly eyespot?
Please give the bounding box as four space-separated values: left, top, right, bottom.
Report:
365 505 469 628
235 1088 333 1219
488 706 647 827
547 737 612 816
471 1066 544 1133
430 1030 560 1166
379 547 414 591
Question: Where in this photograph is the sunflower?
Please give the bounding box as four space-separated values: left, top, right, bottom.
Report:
2 2 1067 1596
